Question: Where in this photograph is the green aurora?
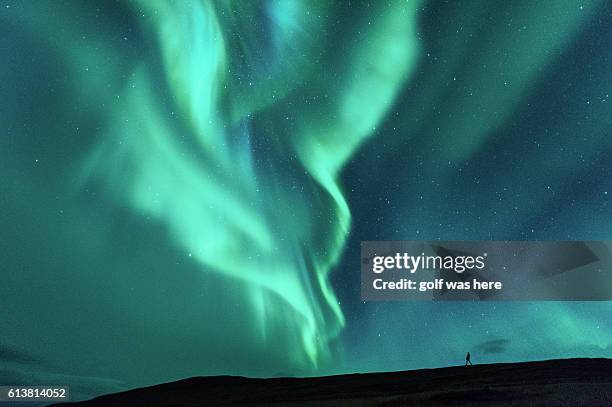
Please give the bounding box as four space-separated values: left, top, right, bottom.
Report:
1 0 611 401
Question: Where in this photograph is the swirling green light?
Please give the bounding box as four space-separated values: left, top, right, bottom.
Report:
80 0 421 367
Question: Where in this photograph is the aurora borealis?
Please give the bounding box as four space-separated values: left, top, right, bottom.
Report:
1 0 611 401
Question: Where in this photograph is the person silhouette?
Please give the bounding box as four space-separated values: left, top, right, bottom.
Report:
465 352 473 366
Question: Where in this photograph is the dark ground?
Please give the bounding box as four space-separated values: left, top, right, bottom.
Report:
54 358 612 406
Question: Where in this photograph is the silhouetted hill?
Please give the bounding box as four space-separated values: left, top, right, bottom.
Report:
54 358 612 406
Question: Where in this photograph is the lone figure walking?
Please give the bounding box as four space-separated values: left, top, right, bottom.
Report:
465 352 473 366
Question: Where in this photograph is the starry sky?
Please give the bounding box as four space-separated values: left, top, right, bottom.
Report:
1 0 611 401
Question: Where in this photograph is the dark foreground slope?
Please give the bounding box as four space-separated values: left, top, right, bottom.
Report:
56 358 612 406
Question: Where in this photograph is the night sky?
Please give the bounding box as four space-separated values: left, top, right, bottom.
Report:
1 0 611 401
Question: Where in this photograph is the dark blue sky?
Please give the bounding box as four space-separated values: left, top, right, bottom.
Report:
0 0 610 401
